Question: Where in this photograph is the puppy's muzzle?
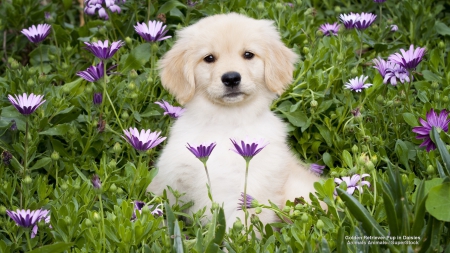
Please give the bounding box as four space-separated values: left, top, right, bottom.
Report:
221 71 241 89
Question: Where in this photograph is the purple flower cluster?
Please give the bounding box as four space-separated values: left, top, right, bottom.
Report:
84 0 125 20
339 12 377 30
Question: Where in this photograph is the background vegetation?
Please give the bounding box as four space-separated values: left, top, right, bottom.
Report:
1 0 450 252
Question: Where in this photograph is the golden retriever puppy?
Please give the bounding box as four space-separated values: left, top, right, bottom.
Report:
147 13 320 226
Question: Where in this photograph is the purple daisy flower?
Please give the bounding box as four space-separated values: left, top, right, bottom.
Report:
84 0 123 20
76 61 104 82
354 13 377 30
84 40 125 60
412 109 450 152
93 93 103 105
310 163 325 175
339 13 359 29
373 57 410 86
390 24 398 32
154 100 185 118
134 20 171 42
6 209 50 238
91 174 102 189
237 192 259 210
8 93 46 115
318 23 341 36
344 75 372 92
230 138 269 161
186 142 216 163
122 127 166 152
21 24 51 44
388 44 426 70
334 174 370 195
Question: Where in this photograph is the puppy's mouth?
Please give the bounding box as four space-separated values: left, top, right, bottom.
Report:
223 92 245 98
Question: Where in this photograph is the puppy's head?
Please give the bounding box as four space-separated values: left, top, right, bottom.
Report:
159 13 298 105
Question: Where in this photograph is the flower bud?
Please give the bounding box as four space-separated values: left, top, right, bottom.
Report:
358 154 369 165
282 206 291 213
293 210 301 217
105 21 113 29
93 212 101 223
85 85 93 94
109 183 117 192
10 60 20 69
336 54 344 61
51 151 60 161
427 165 435 174
431 82 439 90
64 216 72 225
257 2 264 11
129 69 138 79
316 219 324 230
334 6 341 13
330 113 337 119
301 213 308 222
294 204 302 210
23 175 33 185
125 37 132 46
302 47 310 54
48 55 55 61
62 86 71 94
310 100 318 107
443 96 449 103
438 41 445 49
0 205 6 215
351 145 359 154
62 63 69 70
211 202 219 210
85 218 93 227
233 220 243 231
147 75 153 84
60 183 68 191
250 214 260 224
365 161 375 171
130 92 138 99
434 92 440 102
121 111 129 120
27 78 34 87
350 67 358 76
65 45 73 52
99 26 107 35
2 151 13 166
113 142 122 155
39 73 47 83
296 0 302 5
275 3 284 10
255 207 262 214
108 159 116 169
376 95 384 104
371 155 378 164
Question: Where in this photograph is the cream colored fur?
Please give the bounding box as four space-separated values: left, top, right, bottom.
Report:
147 13 320 226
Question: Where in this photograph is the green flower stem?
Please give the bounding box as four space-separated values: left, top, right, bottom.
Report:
98 193 106 253
129 153 143 199
370 169 378 215
379 5 383 30
243 159 250 228
25 230 33 251
39 43 44 74
202 162 214 202
102 61 124 131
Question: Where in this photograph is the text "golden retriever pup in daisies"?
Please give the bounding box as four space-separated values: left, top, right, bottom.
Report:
147 13 321 226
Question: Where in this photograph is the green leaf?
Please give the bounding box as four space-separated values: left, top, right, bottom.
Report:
30 157 52 171
280 110 308 128
435 21 450 36
172 220 184 253
336 188 387 237
323 152 333 168
402 113 419 127
426 182 450 222
27 242 74 253
422 70 441 82
39 124 71 136
121 43 152 73
342 150 353 169
315 124 332 147
431 128 450 176
158 0 186 14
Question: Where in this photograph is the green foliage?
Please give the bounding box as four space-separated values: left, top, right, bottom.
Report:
1 0 450 252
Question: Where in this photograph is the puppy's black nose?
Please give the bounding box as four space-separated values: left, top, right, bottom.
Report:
221 71 241 88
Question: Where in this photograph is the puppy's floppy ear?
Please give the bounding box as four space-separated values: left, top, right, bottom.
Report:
263 25 299 95
158 36 196 105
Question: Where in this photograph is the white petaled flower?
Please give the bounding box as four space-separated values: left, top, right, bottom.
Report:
344 75 372 92
134 20 171 42
122 127 166 152
8 93 46 115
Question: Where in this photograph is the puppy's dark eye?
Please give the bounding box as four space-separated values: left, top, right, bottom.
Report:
243 51 254 60
204 55 215 63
